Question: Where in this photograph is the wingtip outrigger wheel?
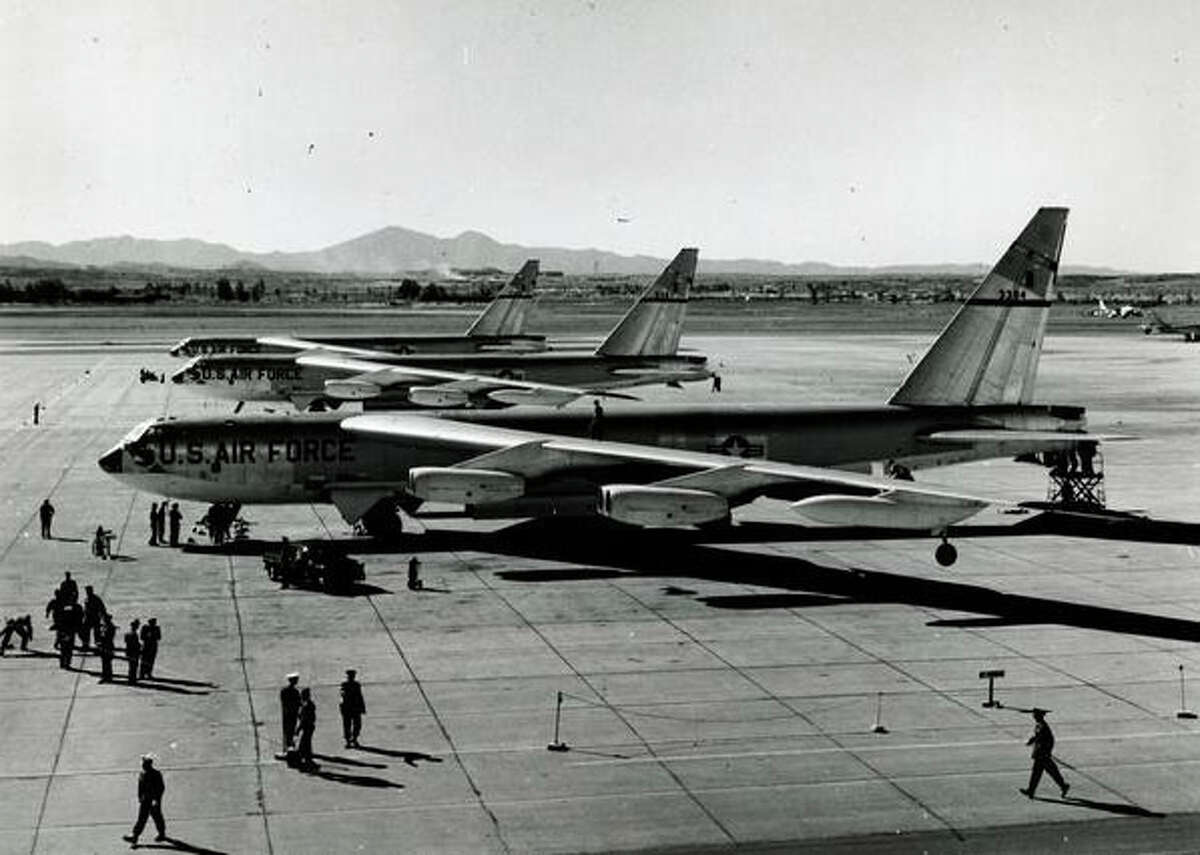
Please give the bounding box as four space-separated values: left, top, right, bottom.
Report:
935 536 958 568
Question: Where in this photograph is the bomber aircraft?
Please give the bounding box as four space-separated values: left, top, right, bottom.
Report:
168 259 545 357
1140 310 1200 341
169 249 711 410
101 208 1109 566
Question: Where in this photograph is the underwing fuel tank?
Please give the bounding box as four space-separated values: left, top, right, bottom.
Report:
790 492 985 531
408 467 525 503
598 484 729 527
408 387 471 408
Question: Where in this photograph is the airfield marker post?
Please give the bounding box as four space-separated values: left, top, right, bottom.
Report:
871 692 888 734
1177 665 1197 719
979 669 1005 708
548 691 570 752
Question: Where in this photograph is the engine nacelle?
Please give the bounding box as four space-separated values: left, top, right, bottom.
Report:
790 492 986 531
598 484 728 527
324 379 382 400
408 387 471 408
408 467 524 504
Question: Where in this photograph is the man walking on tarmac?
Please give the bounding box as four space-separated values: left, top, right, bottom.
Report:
122 754 167 846
1020 708 1070 799
39 498 54 539
279 672 301 752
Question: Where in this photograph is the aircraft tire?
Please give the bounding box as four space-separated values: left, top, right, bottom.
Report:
360 499 404 541
935 541 958 567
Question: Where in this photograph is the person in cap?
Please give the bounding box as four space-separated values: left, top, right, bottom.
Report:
122 754 167 845
340 669 367 748
1020 708 1069 799
280 673 301 751
296 687 317 771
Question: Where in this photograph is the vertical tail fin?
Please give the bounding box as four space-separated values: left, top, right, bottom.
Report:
466 259 539 336
595 248 697 356
888 207 1068 407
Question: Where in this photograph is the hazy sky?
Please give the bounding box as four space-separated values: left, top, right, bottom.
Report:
3 1 1197 269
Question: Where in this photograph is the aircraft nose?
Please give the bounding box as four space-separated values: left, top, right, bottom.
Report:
97 445 123 474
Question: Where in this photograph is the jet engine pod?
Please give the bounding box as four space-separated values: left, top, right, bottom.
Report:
408 387 471 408
324 379 382 400
790 491 986 530
598 484 729 527
408 467 525 504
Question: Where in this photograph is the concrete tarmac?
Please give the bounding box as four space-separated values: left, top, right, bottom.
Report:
3 330 1200 853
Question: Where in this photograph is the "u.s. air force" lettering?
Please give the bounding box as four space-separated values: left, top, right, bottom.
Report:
148 437 354 465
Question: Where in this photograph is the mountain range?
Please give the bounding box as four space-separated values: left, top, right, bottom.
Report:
0 227 1126 277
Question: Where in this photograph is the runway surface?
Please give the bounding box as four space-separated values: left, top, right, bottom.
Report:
3 322 1200 854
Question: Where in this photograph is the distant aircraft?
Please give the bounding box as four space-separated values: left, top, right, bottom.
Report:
1139 310 1200 341
168 260 545 358
170 249 710 410
1086 297 1143 319
102 208 1110 566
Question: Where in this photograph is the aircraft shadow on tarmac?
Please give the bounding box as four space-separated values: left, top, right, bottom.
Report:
382 518 1200 643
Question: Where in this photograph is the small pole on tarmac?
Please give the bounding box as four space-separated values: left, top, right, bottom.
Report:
548 691 570 751
871 692 888 734
1178 665 1197 719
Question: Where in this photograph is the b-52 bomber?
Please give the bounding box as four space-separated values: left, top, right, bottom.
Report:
101 208 1108 565
168 259 544 357
169 249 710 410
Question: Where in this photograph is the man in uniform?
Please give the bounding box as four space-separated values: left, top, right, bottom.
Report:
1020 708 1070 799
155 503 167 549
340 669 366 748
98 615 116 682
279 672 301 752
60 571 78 604
124 619 142 684
39 498 54 539
122 754 167 845
139 617 161 680
407 556 422 591
296 687 317 771
168 503 183 547
57 599 82 669
149 502 160 545
0 618 15 655
81 585 107 649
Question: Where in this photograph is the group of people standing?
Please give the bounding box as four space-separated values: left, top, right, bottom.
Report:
279 669 367 771
41 572 163 682
148 501 183 548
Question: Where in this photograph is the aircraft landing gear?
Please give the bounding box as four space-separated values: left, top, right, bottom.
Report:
359 498 404 541
934 537 958 568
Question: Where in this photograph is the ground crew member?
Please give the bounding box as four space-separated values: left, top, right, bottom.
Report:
168 503 182 547
340 669 366 748
149 502 160 545
33 400 41 425
98 616 115 682
296 687 317 770
57 600 82 669
16 614 32 650
123 754 167 845
1020 709 1070 799
81 585 107 649
280 673 301 751
139 618 161 679
39 498 54 539
94 526 112 559
60 571 78 604
124 619 142 684
0 618 15 655
588 399 604 439
407 556 422 591
155 503 167 547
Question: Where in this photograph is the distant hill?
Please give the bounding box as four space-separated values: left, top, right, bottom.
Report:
0 227 1131 278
